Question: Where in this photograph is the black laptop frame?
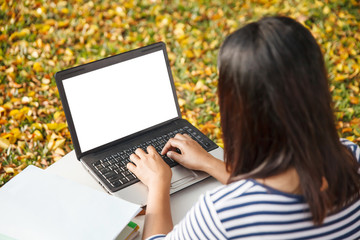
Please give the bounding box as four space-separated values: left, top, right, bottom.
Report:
55 42 182 160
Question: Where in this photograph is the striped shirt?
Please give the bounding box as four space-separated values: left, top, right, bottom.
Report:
147 139 360 240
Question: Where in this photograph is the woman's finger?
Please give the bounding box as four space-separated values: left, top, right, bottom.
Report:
135 148 147 157
147 145 157 154
161 138 183 155
127 162 137 174
166 150 182 162
183 133 192 140
174 133 187 140
129 153 140 165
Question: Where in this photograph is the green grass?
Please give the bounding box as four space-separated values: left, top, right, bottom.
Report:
0 0 359 186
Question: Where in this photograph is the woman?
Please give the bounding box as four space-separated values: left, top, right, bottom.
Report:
127 16 360 239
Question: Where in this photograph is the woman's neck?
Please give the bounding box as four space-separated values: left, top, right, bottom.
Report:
255 168 302 195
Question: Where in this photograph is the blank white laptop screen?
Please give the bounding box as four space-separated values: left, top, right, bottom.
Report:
62 50 179 153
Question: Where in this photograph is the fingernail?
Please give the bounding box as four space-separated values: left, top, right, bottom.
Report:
167 152 171 157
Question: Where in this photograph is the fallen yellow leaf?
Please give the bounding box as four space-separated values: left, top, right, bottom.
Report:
349 96 359 105
31 123 43 130
53 138 65 150
354 128 360 137
0 137 10 149
33 62 43 72
178 98 186 107
33 130 43 141
342 127 352 133
346 136 355 142
194 98 204 104
4 167 14 174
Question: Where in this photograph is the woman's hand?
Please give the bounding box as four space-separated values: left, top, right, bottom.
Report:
161 133 216 172
127 146 173 238
162 133 230 184
127 146 172 191
161 133 211 171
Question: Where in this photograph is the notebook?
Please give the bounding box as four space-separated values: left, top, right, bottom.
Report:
0 165 141 240
55 42 224 206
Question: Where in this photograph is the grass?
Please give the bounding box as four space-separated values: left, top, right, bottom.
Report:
0 0 359 186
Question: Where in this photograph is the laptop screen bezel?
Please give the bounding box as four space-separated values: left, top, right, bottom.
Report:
55 42 181 160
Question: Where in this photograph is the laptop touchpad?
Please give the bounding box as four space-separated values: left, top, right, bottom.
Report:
170 166 197 189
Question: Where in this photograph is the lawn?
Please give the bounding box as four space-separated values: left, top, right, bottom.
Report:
0 0 359 186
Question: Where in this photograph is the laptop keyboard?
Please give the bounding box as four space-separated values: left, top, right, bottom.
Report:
92 126 213 189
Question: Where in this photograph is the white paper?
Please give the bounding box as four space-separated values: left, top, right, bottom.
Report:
0 165 141 240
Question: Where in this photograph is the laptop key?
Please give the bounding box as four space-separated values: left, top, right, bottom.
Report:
104 171 116 178
112 180 122 187
107 175 120 182
120 177 128 183
99 168 110 175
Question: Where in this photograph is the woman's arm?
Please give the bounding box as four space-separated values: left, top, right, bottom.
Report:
127 146 173 239
127 134 229 239
161 134 230 184
143 182 172 239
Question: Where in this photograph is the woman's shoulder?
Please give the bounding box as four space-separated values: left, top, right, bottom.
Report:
206 178 305 207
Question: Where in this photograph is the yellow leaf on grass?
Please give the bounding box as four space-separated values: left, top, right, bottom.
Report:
33 130 43 141
61 8 69 14
20 107 30 114
354 129 360 137
17 141 26 149
185 49 194 58
47 139 55 150
53 138 65 150
46 123 58 130
10 128 21 139
47 123 67 132
3 102 13 110
194 98 204 104
347 108 354 114
16 162 27 171
0 137 10 149
346 136 355 142
334 75 347 81
56 123 67 132
53 111 64 120
54 147 66 156
205 67 212 76
350 96 359 105
9 109 19 117
323 6 330 15
9 28 30 41
349 85 359 94
65 48 74 57
28 91 35 97
4 167 14 174
342 127 352 133
33 62 43 72
31 123 43 130
58 20 70 28
9 110 24 120
194 81 208 92
178 98 186 107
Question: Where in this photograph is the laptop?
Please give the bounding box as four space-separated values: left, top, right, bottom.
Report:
55 42 223 206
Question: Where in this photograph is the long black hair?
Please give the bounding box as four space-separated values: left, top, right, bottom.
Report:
217 16 360 225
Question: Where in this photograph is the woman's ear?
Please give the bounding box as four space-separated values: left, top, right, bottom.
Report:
320 176 328 192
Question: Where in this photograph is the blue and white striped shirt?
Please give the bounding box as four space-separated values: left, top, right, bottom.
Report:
148 139 360 239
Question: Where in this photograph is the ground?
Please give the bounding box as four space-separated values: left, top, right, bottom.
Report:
0 0 359 186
